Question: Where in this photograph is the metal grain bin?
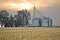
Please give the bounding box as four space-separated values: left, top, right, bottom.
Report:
48 17 52 27
42 17 52 27
32 18 42 27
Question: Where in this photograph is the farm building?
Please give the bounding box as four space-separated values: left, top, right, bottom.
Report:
42 17 52 27
32 18 42 27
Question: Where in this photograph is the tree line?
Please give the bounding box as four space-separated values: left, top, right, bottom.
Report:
0 10 30 27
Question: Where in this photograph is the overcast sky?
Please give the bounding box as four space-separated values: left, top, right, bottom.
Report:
0 0 60 10
0 0 60 26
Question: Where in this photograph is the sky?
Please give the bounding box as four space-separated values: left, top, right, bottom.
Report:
0 0 60 26
0 0 60 10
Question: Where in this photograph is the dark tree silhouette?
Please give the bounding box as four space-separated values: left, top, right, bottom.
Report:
0 10 9 27
9 14 14 27
14 10 30 27
0 10 30 27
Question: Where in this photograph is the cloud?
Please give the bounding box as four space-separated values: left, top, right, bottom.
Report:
0 0 60 10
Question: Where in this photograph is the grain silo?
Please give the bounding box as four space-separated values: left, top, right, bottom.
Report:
42 17 52 27
48 17 52 27
32 18 42 27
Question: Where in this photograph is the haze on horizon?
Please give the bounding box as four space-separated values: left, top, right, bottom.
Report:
0 0 60 26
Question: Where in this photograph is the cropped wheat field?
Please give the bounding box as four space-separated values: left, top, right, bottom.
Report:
0 27 60 40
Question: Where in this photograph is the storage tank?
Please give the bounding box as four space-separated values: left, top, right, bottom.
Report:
32 18 42 27
48 17 52 27
42 17 52 27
